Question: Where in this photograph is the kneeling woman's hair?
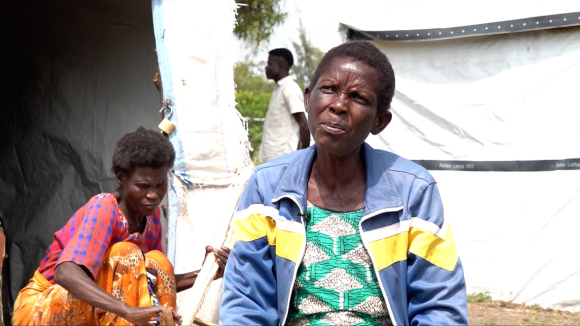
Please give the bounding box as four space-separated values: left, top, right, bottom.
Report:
111 127 176 174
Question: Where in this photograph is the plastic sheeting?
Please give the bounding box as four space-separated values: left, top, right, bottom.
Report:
341 24 580 310
0 0 162 313
368 29 580 162
151 0 252 322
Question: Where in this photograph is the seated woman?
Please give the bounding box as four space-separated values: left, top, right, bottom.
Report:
12 127 229 326
220 41 468 326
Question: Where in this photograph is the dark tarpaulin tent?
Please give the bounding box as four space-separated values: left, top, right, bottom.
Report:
0 0 162 320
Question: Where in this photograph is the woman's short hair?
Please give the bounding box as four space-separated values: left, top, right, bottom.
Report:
111 127 175 174
309 41 395 114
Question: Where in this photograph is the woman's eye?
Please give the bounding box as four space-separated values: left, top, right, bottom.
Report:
352 93 367 103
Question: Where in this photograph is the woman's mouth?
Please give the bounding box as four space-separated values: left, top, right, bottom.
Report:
321 122 345 134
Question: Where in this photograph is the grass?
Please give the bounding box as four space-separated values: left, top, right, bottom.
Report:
469 295 580 326
468 292 493 303
524 319 537 326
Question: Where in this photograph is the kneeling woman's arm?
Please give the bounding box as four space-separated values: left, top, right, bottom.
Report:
55 262 180 325
174 245 230 292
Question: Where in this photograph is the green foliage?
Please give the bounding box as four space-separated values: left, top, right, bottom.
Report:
468 292 493 303
234 17 325 163
291 20 325 87
235 0 287 49
234 61 273 162
236 90 270 161
234 61 274 94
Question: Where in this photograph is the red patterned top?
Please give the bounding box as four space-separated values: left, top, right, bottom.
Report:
38 193 163 284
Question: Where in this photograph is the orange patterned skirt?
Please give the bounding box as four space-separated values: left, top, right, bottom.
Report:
12 242 176 325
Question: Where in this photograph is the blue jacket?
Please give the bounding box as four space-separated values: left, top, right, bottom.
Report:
220 144 468 326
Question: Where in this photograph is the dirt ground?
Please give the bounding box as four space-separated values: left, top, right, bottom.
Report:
469 301 580 325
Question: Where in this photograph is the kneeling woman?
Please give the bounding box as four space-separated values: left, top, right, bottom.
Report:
12 127 229 325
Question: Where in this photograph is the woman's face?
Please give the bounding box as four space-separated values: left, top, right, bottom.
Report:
117 166 169 218
305 57 391 157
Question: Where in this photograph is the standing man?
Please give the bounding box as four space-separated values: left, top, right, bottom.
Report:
259 48 310 163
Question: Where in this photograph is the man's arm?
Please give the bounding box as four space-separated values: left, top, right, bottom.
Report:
293 112 310 150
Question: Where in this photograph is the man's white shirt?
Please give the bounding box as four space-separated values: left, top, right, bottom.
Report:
259 76 305 162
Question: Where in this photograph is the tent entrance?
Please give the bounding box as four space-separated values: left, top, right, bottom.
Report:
0 1 162 320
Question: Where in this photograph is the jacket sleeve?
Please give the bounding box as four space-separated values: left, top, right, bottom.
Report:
219 172 279 326
407 182 469 326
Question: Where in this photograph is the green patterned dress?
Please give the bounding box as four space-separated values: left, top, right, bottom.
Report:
285 203 393 326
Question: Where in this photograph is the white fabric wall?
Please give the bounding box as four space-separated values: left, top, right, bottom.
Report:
369 27 580 311
152 0 253 322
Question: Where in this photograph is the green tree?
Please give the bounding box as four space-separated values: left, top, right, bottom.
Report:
234 61 273 162
236 91 270 162
235 0 287 49
291 20 325 87
234 61 274 94
234 17 325 163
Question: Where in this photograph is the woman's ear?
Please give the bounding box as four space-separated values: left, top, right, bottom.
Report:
116 170 127 187
371 111 392 135
304 87 311 113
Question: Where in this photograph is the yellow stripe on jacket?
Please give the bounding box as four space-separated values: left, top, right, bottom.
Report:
367 223 459 272
231 213 304 263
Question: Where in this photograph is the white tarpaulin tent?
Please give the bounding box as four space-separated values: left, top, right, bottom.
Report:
339 0 580 312
152 0 252 322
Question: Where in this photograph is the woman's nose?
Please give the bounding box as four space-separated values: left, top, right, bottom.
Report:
146 188 159 199
329 94 348 114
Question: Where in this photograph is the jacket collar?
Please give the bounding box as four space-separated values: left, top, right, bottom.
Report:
272 143 403 217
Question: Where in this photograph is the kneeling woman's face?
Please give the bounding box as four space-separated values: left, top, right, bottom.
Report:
118 166 169 217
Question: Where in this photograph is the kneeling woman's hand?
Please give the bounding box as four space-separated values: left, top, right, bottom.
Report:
175 246 230 292
205 245 230 279
122 305 182 325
